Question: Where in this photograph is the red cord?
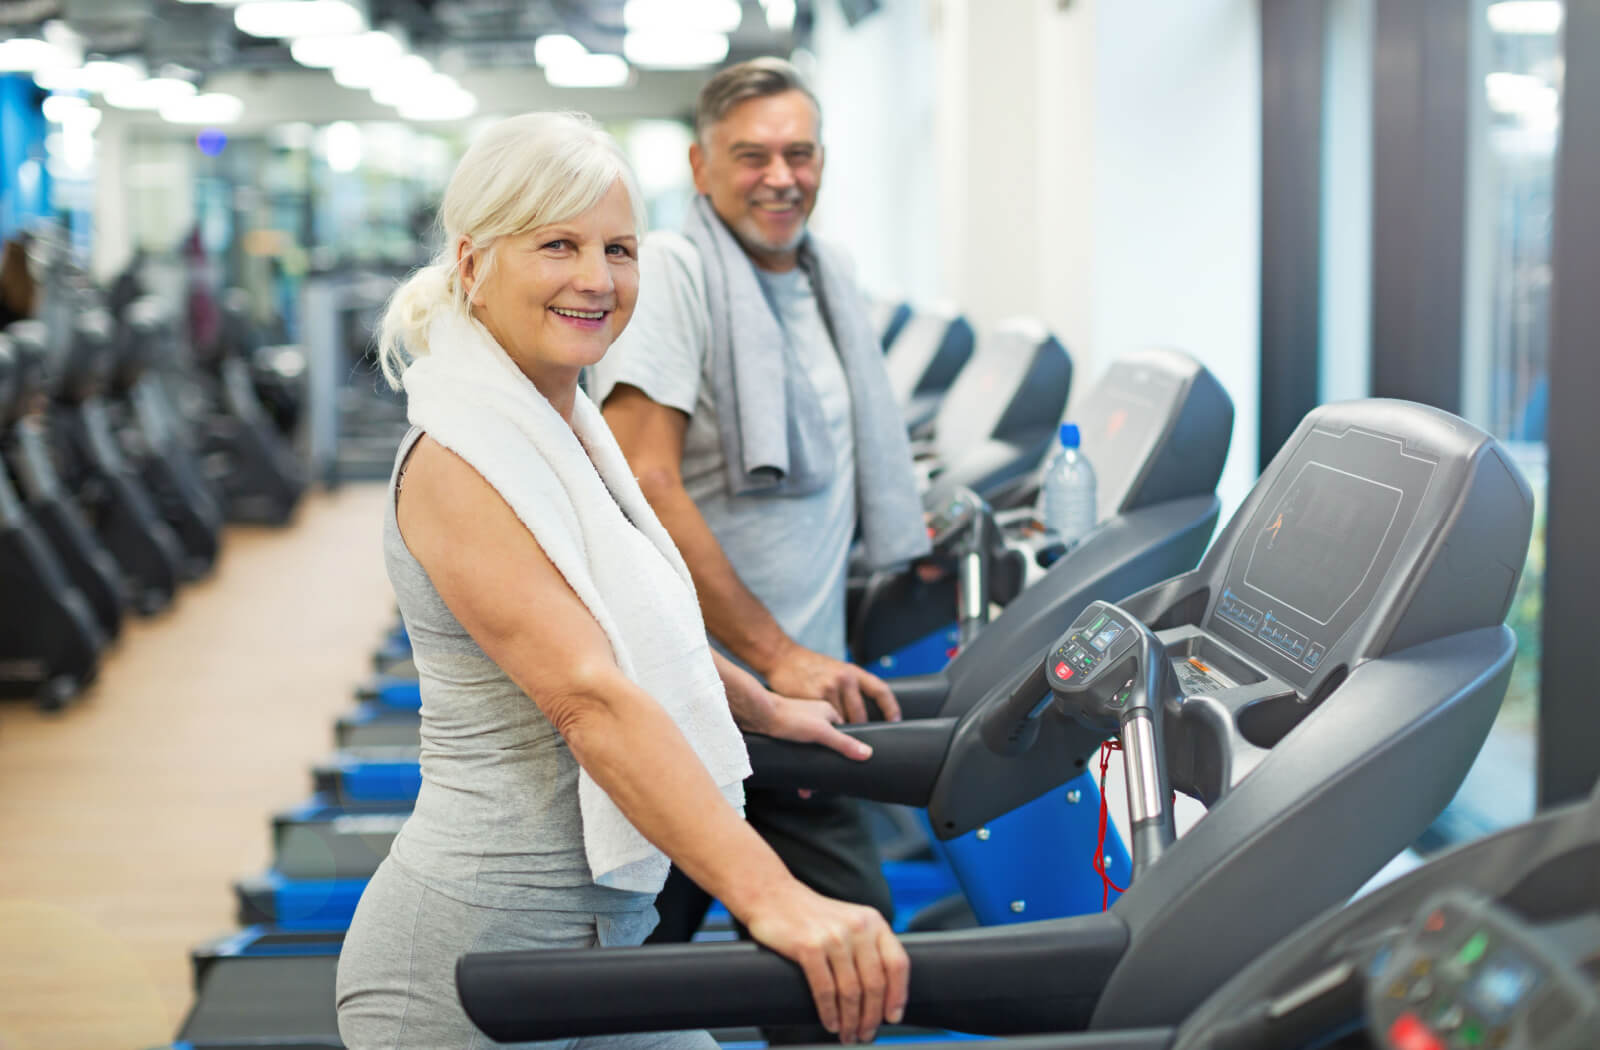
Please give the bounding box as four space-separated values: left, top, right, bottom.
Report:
1094 739 1128 909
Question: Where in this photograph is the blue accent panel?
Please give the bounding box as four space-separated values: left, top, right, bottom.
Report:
337 757 423 802
213 924 345 956
376 636 413 665
0 75 49 239
374 675 422 710
882 857 960 930
261 871 367 929
934 771 1129 925
862 625 961 679
344 699 420 727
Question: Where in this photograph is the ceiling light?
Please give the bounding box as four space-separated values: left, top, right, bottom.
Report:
623 30 729 69
534 34 587 67
34 58 143 94
399 89 477 122
161 92 245 125
290 35 348 68
234 0 364 39
1487 2 1563 35
369 55 434 105
762 0 797 33
104 77 197 110
623 0 741 33
320 31 402 82
543 53 631 89
0 39 72 73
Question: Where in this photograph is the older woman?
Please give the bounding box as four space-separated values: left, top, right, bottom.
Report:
334 112 907 1049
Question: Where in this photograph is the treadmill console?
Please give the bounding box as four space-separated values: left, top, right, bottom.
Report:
1050 605 1133 683
1206 425 1437 689
1368 892 1599 1050
925 486 986 549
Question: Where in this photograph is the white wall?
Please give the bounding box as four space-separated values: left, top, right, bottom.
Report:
810 0 942 303
1082 0 1262 513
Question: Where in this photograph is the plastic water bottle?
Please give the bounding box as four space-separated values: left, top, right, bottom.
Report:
1041 422 1098 551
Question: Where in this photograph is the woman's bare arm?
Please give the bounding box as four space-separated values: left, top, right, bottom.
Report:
396 436 906 1042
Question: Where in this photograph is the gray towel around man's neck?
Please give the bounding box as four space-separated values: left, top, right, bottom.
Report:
682 195 929 570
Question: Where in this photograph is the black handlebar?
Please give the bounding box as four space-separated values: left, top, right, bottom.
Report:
458 914 1131 1043
743 719 959 806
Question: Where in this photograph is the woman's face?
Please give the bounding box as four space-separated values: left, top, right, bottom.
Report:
464 180 639 382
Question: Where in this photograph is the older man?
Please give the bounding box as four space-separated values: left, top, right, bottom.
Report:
590 57 929 949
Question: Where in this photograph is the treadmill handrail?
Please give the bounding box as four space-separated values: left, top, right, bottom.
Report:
457 912 1129 1043
742 718 957 806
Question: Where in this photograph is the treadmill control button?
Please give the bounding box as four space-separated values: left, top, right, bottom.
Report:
1055 662 1073 680
1408 976 1435 1002
1387 1013 1445 1050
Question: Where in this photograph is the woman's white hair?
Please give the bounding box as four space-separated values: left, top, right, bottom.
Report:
376 111 645 388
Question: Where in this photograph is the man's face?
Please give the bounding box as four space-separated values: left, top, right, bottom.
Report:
690 90 824 272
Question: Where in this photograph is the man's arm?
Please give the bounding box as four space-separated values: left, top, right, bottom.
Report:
603 383 900 723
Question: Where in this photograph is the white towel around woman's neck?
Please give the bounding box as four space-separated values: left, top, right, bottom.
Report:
402 308 751 894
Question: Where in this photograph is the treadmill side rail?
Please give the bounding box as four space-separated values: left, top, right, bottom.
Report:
457 913 1129 1043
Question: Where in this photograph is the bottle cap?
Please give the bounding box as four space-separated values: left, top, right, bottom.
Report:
1059 422 1080 448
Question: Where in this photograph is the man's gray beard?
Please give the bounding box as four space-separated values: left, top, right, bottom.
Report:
732 219 808 260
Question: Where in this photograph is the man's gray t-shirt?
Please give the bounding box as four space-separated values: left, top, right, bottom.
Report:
589 231 857 660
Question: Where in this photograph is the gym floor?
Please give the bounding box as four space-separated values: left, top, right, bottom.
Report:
0 484 394 1049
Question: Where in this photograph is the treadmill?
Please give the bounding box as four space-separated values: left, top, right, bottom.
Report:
243 351 1231 926
853 347 1233 673
452 398 1535 1044
731 773 1600 1050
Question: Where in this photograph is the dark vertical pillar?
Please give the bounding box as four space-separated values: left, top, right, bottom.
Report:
1259 0 1326 471
1539 2 1600 808
1370 0 1470 410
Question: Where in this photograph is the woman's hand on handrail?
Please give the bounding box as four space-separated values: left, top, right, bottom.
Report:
740 880 909 1044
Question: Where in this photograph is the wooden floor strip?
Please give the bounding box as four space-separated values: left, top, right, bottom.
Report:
0 483 394 1049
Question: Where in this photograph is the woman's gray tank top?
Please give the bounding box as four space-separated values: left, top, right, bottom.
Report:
381 427 651 913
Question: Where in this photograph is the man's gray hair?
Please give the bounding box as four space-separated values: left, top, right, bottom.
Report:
694 57 821 144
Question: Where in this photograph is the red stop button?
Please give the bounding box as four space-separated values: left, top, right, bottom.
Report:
1055 662 1073 680
1388 1013 1444 1050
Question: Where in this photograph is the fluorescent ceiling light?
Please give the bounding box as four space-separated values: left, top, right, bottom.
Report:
235 0 364 39
161 92 245 125
762 0 796 33
369 55 434 105
292 33 360 68
320 31 401 82
534 34 587 67
623 0 741 33
104 77 197 110
623 30 729 69
34 58 143 94
544 53 630 89
399 89 477 122
0 39 72 73
1487 2 1563 35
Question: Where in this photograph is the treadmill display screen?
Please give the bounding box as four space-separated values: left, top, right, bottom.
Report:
1244 464 1402 627
1076 369 1179 521
1208 425 1437 687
